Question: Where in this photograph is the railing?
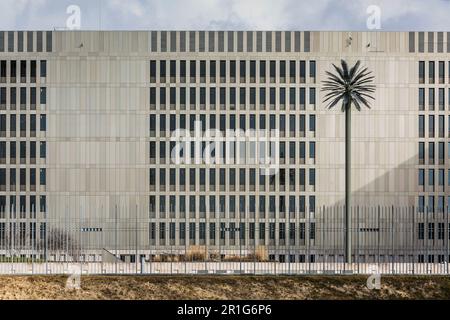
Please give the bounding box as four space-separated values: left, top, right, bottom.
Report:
0 206 448 275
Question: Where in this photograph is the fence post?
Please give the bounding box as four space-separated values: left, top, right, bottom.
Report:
135 203 138 275
357 206 359 274
79 204 82 276
115 204 118 274
425 206 429 275
140 255 145 274
391 205 394 275
44 206 47 275
447 206 449 275
412 206 415 275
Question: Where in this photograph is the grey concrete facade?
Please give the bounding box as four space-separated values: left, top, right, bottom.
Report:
0 31 447 263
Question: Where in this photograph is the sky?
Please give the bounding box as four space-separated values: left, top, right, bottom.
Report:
1 0 450 30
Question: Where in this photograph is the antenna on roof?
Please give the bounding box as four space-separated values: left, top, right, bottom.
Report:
346 33 353 47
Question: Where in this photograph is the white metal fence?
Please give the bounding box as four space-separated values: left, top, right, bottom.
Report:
0 205 449 275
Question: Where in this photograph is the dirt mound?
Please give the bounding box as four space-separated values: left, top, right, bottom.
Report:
0 275 449 300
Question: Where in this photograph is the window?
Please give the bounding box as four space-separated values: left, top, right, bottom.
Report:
180 60 186 80
7 31 14 52
418 223 424 240
40 114 47 131
240 60 246 82
418 61 425 83
189 60 196 82
19 115 26 134
439 61 445 83
260 60 266 81
439 89 445 111
18 88 25 110
309 142 315 159
269 60 275 81
429 142 435 163
10 60 16 80
27 31 33 52
309 88 316 104
20 60 26 81
150 60 156 81
18 32 24 52
36 31 43 52
310 223 316 240
200 60 206 80
418 196 425 212
309 115 315 132
429 61 435 84
429 169 435 187
299 60 306 82
428 223 435 240
309 60 316 79
418 169 425 186
160 60 166 80
429 88 435 110
418 88 425 110
439 169 445 187
39 168 45 185
419 115 425 137
439 142 445 163
309 169 315 186
40 60 46 77
250 60 256 81
210 60 216 80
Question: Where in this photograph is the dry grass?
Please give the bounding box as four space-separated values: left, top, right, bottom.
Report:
0 275 450 300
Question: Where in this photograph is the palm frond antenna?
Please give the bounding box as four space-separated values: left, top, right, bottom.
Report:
322 59 375 112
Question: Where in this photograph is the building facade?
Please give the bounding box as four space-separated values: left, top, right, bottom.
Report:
0 31 448 264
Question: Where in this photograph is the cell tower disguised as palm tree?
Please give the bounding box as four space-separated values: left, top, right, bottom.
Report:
322 60 375 264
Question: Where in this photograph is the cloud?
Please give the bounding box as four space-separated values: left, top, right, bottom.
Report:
0 0 450 30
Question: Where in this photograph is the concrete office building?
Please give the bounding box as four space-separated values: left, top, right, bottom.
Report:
0 30 447 264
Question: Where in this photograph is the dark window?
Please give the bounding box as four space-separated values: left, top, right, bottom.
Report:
40 87 46 104
40 60 46 77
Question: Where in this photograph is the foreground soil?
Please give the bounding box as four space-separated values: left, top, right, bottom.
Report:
0 275 449 300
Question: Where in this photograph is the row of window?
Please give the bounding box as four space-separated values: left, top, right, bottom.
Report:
418 115 450 138
149 86 317 110
0 168 46 189
418 255 448 263
417 195 450 212
418 61 450 84
418 88 450 111
149 114 316 133
149 221 316 242
0 31 52 53
0 141 46 162
149 221 450 242
418 142 449 164
0 87 47 108
0 114 47 135
418 168 450 187
149 31 311 53
0 222 45 247
150 141 315 165
149 168 316 190
0 60 47 82
410 32 450 53
149 195 316 217
417 222 450 240
150 60 316 83
0 195 47 218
